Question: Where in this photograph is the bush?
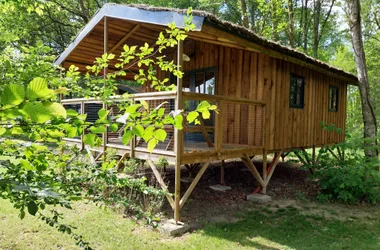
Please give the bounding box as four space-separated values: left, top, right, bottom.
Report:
313 140 380 204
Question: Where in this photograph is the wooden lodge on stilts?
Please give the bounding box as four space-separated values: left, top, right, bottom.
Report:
55 4 358 221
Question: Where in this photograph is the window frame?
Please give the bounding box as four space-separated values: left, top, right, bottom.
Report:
289 74 305 109
328 85 339 112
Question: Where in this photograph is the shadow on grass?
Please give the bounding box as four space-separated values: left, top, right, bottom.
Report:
200 206 380 250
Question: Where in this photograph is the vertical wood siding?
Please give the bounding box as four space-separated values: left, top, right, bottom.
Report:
154 39 347 150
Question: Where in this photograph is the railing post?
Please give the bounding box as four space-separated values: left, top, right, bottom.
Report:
174 40 184 222
102 16 108 162
130 97 135 158
262 104 266 148
81 101 85 151
214 100 223 155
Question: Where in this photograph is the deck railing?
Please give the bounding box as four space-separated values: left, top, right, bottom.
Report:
61 91 265 163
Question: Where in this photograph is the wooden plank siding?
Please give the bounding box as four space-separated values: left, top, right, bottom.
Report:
161 39 347 151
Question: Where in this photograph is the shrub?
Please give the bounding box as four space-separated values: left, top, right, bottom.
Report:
313 139 380 204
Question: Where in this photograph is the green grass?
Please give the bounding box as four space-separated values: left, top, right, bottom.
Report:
1 199 379 250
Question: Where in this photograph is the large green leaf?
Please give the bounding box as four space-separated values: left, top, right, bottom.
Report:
26 78 52 100
187 111 199 123
27 201 38 216
122 130 133 145
90 125 107 134
84 134 96 147
22 102 51 123
147 138 158 152
154 129 167 142
133 124 145 137
1 84 25 106
98 108 109 120
43 102 67 118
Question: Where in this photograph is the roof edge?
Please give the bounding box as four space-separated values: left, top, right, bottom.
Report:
54 4 204 66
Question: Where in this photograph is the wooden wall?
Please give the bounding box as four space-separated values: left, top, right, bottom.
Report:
156 39 347 151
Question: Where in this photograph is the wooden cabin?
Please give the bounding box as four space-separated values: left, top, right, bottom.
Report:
55 4 358 221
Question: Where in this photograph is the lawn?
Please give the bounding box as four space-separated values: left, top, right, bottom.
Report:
0 198 379 250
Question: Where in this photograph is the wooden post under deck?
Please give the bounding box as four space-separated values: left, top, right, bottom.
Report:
174 40 184 222
261 150 268 194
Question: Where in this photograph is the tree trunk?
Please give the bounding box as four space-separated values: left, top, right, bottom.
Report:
346 0 378 159
240 0 249 28
302 0 310 52
313 0 321 58
288 0 295 47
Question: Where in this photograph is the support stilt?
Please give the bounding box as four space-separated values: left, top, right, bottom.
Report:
174 163 181 222
220 160 225 185
262 151 267 194
173 39 184 222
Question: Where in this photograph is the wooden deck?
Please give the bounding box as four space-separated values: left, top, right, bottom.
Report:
61 90 266 165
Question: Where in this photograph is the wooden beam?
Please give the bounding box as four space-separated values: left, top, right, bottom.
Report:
262 150 267 194
241 153 265 187
182 91 266 106
198 116 214 148
109 24 141 54
103 16 109 162
116 151 129 170
214 100 223 152
180 160 210 209
147 159 175 209
266 149 283 185
174 40 184 222
94 152 104 161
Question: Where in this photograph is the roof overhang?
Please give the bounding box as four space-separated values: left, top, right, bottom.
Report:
54 4 204 66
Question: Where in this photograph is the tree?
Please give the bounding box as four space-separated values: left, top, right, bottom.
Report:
345 0 378 159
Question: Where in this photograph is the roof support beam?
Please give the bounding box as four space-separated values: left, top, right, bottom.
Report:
109 24 141 54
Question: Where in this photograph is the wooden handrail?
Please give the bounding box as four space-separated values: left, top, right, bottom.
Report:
61 90 177 104
182 91 266 106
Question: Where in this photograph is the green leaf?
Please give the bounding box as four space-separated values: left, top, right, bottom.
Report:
66 109 78 117
140 100 149 110
133 124 145 137
187 111 199 123
98 108 108 120
143 126 154 141
26 78 52 100
196 101 211 112
84 134 96 147
90 125 107 134
22 102 51 123
154 129 167 142
48 130 65 138
65 126 77 138
43 102 67 118
110 123 118 132
20 159 34 170
122 130 133 145
0 127 6 136
19 210 25 220
202 110 211 119
1 84 25 106
27 201 38 216
174 115 183 130
148 138 158 152
158 108 165 117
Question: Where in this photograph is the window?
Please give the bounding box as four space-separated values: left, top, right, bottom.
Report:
289 74 305 108
329 85 338 112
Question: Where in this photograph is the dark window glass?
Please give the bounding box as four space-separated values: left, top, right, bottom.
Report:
289 74 305 108
329 85 338 112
